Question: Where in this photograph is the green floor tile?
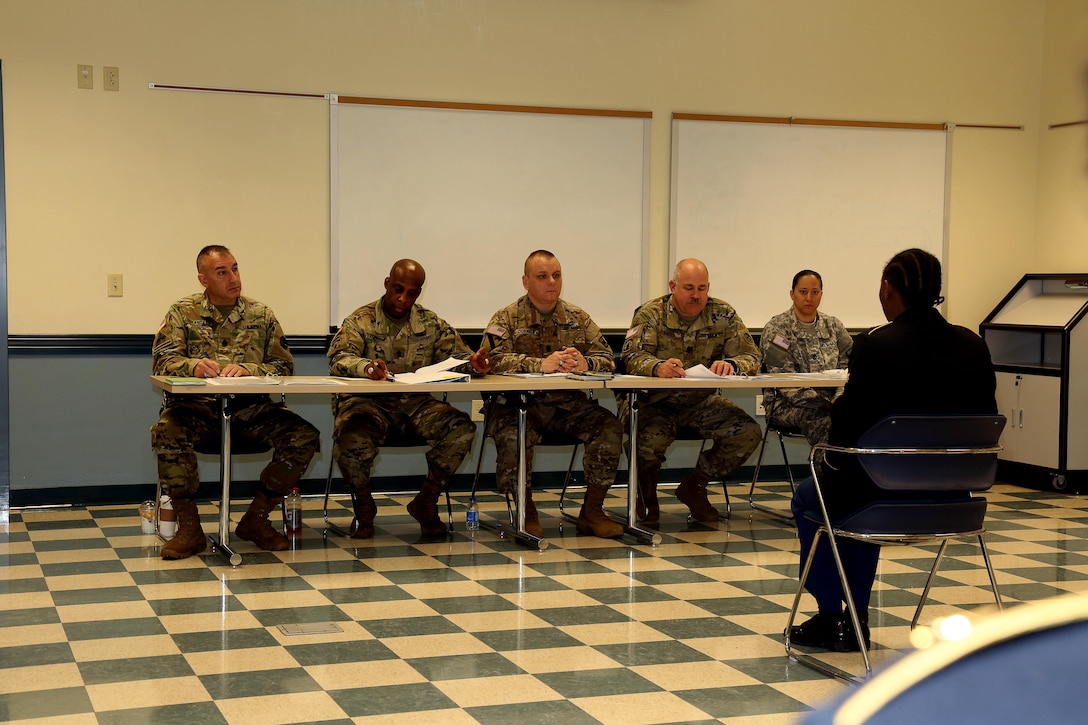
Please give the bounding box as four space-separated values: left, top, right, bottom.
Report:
629 569 714 585
0 642 74 669
594 639 714 666
474 626 583 651
41 559 128 577
97 701 229 725
646 616 755 639
172 627 281 653
405 651 525 681
478 576 571 594
286 639 398 666
360 615 464 639
421 594 521 614
249 605 354 626
64 616 167 641
468 700 601 725
581 585 677 605
381 567 468 585
223 576 315 594
0 686 94 721
329 682 458 717
148 595 247 617
532 605 632 627
536 668 661 698
675 683 809 718
79 654 195 685
322 584 412 604
199 667 321 700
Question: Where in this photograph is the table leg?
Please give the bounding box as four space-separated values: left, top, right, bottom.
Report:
478 392 548 550
623 392 662 546
207 396 243 566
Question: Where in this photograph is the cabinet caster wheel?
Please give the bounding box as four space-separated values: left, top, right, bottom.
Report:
1052 474 1068 491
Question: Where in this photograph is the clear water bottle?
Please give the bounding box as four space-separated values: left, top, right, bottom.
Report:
285 487 303 535
465 495 480 532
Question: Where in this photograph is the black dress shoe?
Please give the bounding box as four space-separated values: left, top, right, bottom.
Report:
837 616 871 652
788 611 847 649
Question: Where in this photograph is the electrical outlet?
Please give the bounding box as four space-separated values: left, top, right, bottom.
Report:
471 399 485 422
755 394 766 416
107 274 123 297
77 64 93 90
103 66 119 91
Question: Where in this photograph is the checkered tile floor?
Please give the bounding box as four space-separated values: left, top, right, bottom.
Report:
3 482 1087 724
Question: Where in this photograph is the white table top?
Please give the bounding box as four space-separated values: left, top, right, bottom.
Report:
150 374 606 395
604 372 847 390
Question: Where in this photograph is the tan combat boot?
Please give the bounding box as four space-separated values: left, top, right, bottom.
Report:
161 497 208 560
576 485 624 538
675 471 721 522
406 477 449 538
236 487 290 550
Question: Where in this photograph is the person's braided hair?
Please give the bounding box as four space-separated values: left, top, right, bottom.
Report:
882 248 944 308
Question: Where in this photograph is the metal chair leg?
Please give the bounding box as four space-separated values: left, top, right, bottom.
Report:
979 533 1004 612
322 453 356 538
557 444 582 523
786 526 873 683
748 427 796 523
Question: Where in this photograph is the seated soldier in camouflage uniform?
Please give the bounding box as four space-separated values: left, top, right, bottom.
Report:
484 250 624 539
328 259 490 539
621 258 762 525
759 269 852 445
151 245 320 560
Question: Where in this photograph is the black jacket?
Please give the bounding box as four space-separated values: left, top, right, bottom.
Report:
823 306 998 518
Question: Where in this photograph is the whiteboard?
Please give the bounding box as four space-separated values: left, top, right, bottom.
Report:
331 98 650 331
671 119 948 330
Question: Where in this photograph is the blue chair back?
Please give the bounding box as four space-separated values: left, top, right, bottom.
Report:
856 415 1005 494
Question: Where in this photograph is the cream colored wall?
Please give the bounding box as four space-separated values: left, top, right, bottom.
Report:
0 0 1047 335
1034 0 1088 269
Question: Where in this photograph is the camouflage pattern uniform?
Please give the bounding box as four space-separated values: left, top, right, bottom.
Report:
486 296 622 494
150 293 320 498
328 300 476 492
620 295 762 480
760 309 853 445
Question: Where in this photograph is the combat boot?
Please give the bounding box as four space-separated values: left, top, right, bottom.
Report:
407 477 448 538
636 469 660 524
236 487 290 550
349 487 378 539
675 471 721 522
161 497 208 560
576 485 624 538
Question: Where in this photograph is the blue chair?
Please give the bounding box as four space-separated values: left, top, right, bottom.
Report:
785 414 1007 682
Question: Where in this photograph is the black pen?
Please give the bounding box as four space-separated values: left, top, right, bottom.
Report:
202 352 219 378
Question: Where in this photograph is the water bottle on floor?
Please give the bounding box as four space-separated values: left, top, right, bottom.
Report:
285 487 303 535
466 495 480 532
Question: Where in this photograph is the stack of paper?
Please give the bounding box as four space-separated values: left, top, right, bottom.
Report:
393 358 470 384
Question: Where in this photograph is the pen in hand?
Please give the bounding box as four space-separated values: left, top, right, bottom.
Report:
200 353 220 378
